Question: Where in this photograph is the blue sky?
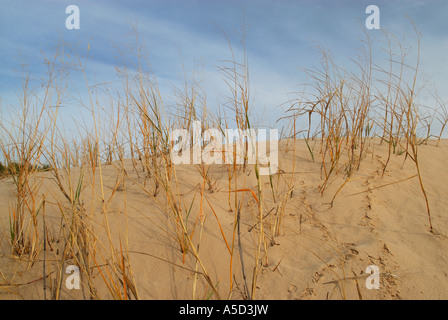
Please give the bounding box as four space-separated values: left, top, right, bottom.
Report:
1 0 447 134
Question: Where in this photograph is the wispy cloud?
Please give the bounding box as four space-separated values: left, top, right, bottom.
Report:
1 0 447 133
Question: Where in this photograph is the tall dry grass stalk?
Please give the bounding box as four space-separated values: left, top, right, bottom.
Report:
0 22 443 301
285 26 436 232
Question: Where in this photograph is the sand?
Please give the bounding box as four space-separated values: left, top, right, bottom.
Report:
0 138 447 300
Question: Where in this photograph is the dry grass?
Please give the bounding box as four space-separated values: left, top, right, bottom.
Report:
0 25 445 300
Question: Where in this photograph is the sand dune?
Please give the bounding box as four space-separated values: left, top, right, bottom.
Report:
1 138 447 300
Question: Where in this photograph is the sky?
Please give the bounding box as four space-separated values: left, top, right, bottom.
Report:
0 0 447 136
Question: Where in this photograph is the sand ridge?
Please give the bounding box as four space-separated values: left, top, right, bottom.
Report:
0 138 447 300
